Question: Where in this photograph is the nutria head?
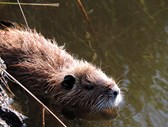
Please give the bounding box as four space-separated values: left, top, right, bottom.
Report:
51 61 123 112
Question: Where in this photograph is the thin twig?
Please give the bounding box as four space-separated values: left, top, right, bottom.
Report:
76 0 97 42
0 2 59 7
1 69 67 127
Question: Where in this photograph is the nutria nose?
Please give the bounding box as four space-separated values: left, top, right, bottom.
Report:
110 85 120 98
113 90 119 97
106 87 120 98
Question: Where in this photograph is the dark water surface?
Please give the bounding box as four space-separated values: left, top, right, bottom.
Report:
1 0 168 127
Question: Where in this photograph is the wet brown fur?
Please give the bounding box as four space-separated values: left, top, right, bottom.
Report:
0 21 121 111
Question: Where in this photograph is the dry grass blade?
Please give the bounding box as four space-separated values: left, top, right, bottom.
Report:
16 0 29 28
0 2 59 7
1 69 67 127
42 107 45 127
76 0 97 42
0 76 15 96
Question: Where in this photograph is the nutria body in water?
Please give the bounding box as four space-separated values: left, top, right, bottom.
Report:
0 21 122 115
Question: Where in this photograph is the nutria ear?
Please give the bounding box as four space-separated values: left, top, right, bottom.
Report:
61 75 75 90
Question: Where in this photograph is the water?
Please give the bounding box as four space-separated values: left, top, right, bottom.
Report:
1 0 168 127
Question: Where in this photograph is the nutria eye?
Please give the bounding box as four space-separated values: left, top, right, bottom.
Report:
84 84 95 90
61 75 75 90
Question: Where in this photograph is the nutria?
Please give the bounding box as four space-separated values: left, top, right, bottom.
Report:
0 21 122 115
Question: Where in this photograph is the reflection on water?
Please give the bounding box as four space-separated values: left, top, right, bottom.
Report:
1 0 168 127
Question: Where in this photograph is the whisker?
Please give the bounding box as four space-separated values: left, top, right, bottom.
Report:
120 87 128 93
